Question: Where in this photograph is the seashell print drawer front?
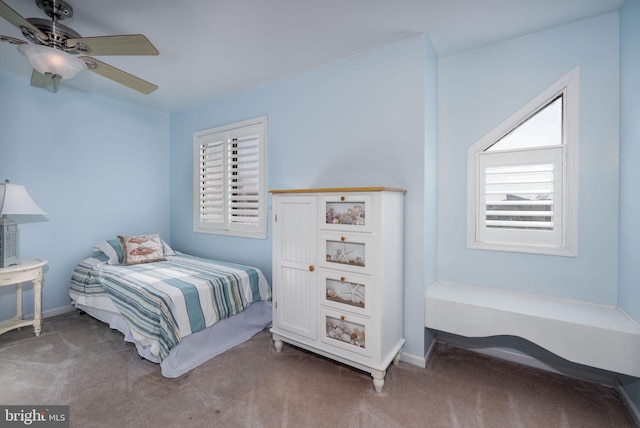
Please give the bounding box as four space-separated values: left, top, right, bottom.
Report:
321 308 371 357
320 232 373 274
321 194 373 232
320 270 371 316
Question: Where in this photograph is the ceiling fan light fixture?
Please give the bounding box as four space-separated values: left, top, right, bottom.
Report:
17 44 85 79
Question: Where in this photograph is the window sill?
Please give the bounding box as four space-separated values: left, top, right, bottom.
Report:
467 240 577 257
194 227 266 240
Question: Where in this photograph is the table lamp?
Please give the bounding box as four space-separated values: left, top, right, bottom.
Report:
0 180 47 268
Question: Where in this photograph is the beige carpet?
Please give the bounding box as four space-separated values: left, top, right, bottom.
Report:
0 310 636 428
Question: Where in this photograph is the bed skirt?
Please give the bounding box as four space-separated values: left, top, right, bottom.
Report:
74 300 272 377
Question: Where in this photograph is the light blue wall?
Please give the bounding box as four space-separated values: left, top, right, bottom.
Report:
170 35 433 358
618 0 640 410
437 13 620 304
423 37 439 352
619 0 640 323
0 72 170 319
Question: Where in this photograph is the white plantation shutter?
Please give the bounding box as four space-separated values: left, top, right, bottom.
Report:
194 117 267 238
198 133 226 226
477 147 563 247
227 125 262 231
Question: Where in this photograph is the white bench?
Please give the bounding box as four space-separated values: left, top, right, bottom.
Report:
424 281 640 378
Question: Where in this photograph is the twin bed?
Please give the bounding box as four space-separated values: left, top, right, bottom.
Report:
69 235 272 377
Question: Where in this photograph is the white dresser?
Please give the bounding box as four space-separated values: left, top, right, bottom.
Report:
270 187 405 392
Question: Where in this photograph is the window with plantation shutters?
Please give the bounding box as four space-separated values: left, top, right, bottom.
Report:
194 117 267 239
477 147 563 248
467 69 578 256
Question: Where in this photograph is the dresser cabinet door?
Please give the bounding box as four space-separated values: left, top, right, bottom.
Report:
272 195 318 340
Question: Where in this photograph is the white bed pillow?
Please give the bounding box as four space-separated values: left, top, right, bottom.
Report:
93 238 124 265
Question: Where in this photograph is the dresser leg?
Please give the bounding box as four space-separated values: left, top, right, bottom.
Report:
371 368 386 393
272 334 283 352
393 351 402 366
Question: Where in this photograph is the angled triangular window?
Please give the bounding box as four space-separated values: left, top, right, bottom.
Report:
467 69 578 256
486 95 563 152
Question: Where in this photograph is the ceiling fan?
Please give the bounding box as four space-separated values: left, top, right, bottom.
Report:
0 0 158 94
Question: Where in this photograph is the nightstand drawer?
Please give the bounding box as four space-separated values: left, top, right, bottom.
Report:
0 268 40 286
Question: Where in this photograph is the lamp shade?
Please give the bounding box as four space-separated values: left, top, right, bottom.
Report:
0 181 46 267
0 181 47 216
17 44 86 79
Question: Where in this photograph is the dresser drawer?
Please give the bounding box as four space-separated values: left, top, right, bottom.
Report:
321 194 373 233
320 269 371 316
320 232 373 274
321 308 371 357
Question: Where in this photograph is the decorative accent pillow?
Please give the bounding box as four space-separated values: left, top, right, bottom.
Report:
93 237 176 264
117 233 166 266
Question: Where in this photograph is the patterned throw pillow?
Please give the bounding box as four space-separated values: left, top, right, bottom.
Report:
93 237 175 264
117 233 166 266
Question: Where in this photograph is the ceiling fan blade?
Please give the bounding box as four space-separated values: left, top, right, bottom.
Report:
80 56 157 94
0 0 47 41
67 35 159 56
0 34 26 45
30 69 60 92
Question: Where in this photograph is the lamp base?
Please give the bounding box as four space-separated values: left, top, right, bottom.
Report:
0 216 20 268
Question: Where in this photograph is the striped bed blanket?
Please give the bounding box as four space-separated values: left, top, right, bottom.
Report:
69 253 271 360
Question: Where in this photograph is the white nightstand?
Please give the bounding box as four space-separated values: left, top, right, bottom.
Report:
0 259 48 337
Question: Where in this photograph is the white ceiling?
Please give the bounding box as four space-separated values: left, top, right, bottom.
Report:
0 0 624 113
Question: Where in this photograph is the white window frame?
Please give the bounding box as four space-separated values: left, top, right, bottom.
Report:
467 68 579 256
194 116 267 239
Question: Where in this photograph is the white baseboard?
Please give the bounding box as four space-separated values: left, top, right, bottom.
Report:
617 383 640 427
399 338 437 369
444 342 618 386
400 351 426 368
466 347 569 375
13 304 75 321
43 304 75 318
424 336 437 364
